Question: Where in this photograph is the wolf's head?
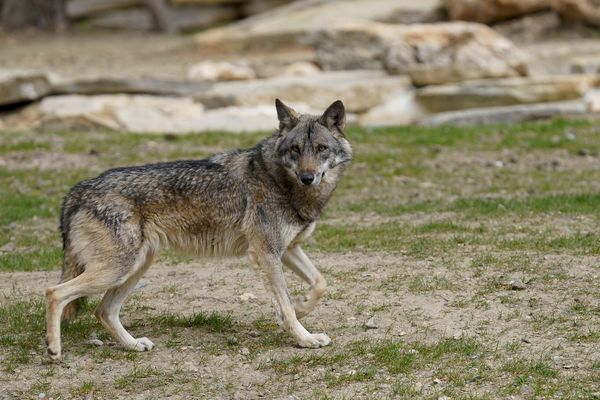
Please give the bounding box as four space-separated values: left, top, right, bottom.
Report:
273 99 353 188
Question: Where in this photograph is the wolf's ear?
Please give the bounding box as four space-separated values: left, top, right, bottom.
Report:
275 98 299 132
319 100 346 132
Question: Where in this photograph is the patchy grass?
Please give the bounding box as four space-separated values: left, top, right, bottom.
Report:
1 118 600 398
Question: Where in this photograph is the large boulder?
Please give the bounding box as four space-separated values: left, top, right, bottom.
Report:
12 95 205 133
443 0 550 24
0 69 52 106
553 0 600 28
194 0 441 51
416 75 598 112
315 22 527 86
193 70 412 113
5 94 322 133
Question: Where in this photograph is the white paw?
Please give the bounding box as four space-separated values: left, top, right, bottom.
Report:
130 337 155 352
47 347 61 360
297 333 332 348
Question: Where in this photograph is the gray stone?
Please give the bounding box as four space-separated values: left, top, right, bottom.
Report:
419 100 587 126
52 77 211 96
315 21 527 86
194 70 412 113
0 69 52 106
358 91 426 127
67 0 141 19
169 5 239 33
416 75 597 113
365 318 378 329
86 8 153 31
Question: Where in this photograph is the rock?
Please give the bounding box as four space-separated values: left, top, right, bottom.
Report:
241 0 295 17
52 77 211 97
509 279 527 290
315 21 527 86
188 61 256 81
276 62 321 77
582 88 600 112
359 91 426 126
171 5 239 33
554 0 600 28
198 104 328 132
419 100 587 126
0 69 52 106
239 347 250 356
443 0 550 24
571 55 600 74
493 11 561 43
86 338 104 346
194 0 441 51
416 75 597 113
67 0 141 19
239 292 258 302
87 8 154 31
0 243 16 253
365 318 378 329
16 94 205 133
194 70 412 113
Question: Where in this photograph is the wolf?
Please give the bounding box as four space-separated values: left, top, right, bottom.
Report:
45 99 352 359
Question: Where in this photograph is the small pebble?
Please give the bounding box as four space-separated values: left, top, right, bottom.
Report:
509 279 527 290
365 318 378 329
167 271 176 276
240 347 250 356
239 292 257 302
86 339 103 346
227 336 239 345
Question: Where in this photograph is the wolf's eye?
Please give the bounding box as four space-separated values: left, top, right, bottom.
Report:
291 145 301 153
317 144 328 152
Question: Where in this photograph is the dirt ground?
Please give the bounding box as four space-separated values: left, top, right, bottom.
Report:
1 247 599 399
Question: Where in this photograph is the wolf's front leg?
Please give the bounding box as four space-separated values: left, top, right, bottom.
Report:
282 245 326 319
248 249 331 348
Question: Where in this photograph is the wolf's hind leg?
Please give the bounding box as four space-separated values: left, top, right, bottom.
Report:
94 252 154 352
249 248 331 348
46 267 134 360
282 245 326 319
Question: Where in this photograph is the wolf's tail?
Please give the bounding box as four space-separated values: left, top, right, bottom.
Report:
59 245 85 322
59 188 86 322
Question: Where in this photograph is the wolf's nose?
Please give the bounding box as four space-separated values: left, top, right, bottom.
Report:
300 172 315 185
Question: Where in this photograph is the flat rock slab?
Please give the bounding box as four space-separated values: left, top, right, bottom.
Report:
193 70 412 113
416 74 599 113
418 100 587 126
52 77 212 96
6 94 322 134
0 69 52 107
194 0 441 51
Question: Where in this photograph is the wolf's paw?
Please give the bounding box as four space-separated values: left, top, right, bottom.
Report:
46 346 61 360
297 333 331 348
130 337 155 352
45 337 61 360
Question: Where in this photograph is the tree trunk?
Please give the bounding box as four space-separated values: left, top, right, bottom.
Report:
1 0 67 31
